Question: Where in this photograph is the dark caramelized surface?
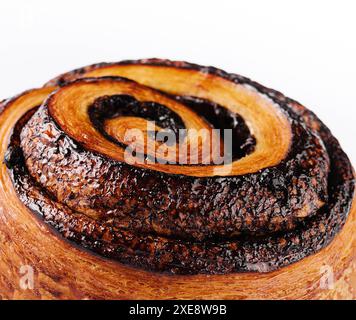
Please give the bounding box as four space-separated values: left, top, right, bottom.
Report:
4 59 355 274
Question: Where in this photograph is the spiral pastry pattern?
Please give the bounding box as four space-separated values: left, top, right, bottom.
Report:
1 59 355 278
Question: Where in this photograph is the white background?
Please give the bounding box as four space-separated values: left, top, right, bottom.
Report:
0 0 355 164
